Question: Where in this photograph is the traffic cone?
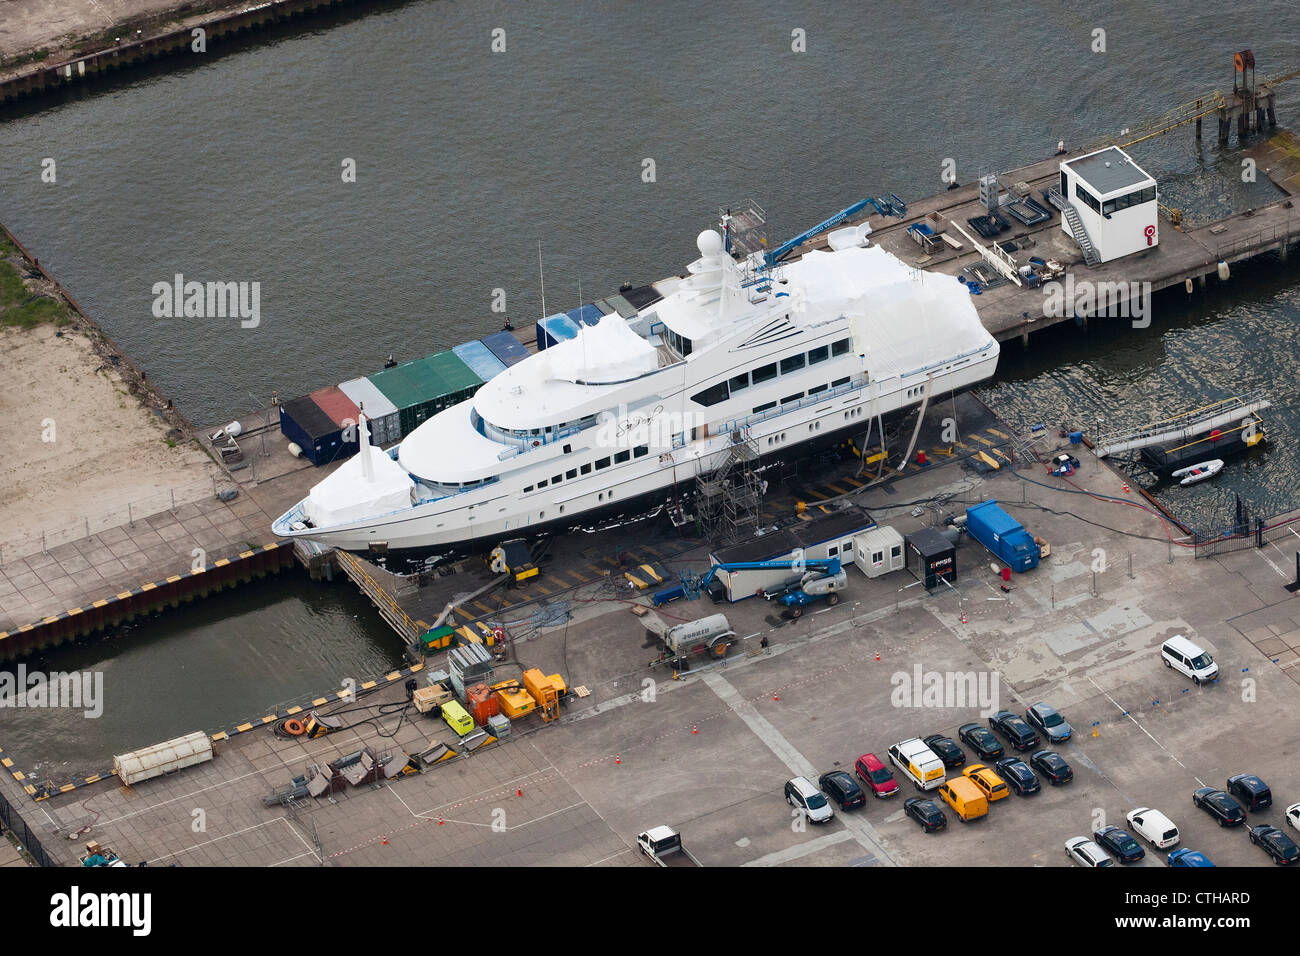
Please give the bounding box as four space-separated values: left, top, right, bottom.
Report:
960 610 967 624
875 651 880 661
692 724 698 734
773 693 779 702
517 789 522 797
381 837 388 845
614 754 621 764
1121 481 1130 493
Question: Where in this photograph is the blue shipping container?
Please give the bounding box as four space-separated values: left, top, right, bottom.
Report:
566 304 604 327
481 331 530 367
536 313 580 350
452 340 508 382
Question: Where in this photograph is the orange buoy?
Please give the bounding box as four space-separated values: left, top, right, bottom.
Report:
283 718 305 736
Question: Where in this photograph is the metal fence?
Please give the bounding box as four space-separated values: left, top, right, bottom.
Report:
0 786 54 867
1192 498 1300 559
1213 219 1298 261
0 473 238 566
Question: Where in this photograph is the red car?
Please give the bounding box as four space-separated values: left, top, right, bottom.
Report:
854 753 899 798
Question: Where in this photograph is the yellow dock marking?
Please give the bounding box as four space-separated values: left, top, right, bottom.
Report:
92 599 108 608
987 427 1010 439
68 607 83 616
286 706 303 715
236 723 253 733
840 477 864 488
472 600 494 614
534 582 554 596
453 605 474 620
970 434 994 446
116 591 133 600
806 488 830 500
824 482 849 495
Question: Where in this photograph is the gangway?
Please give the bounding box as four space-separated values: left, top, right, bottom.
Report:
1093 392 1271 458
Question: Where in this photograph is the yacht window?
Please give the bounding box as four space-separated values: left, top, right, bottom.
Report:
566 469 578 479
752 363 778 384
692 381 730 407
781 392 803 404
780 354 805 374
753 401 776 413
832 338 852 356
614 450 631 463
808 383 828 395
808 345 829 364
553 474 562 484
537 479 548 488
581 463 592 475
563 444 572 453
828 546 838 557
729 372 750 392
595 457 611 470
524 485 534 493
633 445 649 458
832 376 850 388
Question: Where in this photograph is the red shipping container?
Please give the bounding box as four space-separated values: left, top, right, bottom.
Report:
310 385 362 430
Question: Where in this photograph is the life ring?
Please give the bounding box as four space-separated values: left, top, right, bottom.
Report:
283 718 305 736
532 440 540 447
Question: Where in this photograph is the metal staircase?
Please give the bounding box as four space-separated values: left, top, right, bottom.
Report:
1061 201 1102 266
695 431 764 543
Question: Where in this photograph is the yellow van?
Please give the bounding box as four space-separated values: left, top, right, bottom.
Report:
440 700 475 736
938 776 989 822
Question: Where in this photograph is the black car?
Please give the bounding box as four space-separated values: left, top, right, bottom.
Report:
988 711 1040 751
1192 787 1246 827
1093 825 1145 863
1029 750 1073 785
818 771 866 811
958 722 1005 761
1249 825 1299 865
922 734 967 769
904 797 947 833
994 757 1041 795
1226 774 1272 812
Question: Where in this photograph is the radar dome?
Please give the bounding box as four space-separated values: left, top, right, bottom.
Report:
697 229 724 257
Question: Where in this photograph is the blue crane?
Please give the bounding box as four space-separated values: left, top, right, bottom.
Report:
762 199 874 269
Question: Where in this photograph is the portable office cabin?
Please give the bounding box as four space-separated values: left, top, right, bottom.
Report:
338 376 400 446
905 527 957 590
452 340 508 382
853 526 906 578
708 506 874 601
280 394 352 466
1059 146 1158 262
481 331 530 367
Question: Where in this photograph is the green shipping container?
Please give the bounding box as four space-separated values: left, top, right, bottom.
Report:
417 352 483 411
369 361 444 438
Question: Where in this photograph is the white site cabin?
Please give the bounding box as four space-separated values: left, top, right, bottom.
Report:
1059 146 1159 263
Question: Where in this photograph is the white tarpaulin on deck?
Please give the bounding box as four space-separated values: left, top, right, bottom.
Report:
304 444 414 527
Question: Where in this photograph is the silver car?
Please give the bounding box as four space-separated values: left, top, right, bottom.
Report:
1026 701 1073 743
1066 836 1114 867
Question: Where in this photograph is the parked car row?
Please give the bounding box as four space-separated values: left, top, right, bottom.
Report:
1066 774 1300 867
782 701 1079 833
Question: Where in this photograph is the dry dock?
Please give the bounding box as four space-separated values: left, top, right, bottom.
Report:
5 403 1300 868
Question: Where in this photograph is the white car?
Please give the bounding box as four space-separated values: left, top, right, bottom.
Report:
784 776 834 823
1286 802 1300 833
1066 836 1115 867
1127 807 1180 849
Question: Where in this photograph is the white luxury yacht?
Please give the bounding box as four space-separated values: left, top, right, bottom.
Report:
273 220 999 553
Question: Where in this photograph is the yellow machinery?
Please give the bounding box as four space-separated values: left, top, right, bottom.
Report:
522 668 567 722
492 669 567 722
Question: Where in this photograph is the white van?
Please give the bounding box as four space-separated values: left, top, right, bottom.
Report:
1161 634 1218 685
887 738 946 791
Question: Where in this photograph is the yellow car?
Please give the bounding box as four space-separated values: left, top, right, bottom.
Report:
962 763 1010 801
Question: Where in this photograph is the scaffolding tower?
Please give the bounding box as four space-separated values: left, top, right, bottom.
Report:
695 431 764 544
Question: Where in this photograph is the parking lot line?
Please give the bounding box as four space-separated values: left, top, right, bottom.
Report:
700 671 898 866
1086 675 1205 786
741 829 856 867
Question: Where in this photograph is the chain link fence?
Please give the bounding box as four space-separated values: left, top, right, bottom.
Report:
0 787 54 867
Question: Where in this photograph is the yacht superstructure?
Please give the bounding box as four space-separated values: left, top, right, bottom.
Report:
273 221 1000 553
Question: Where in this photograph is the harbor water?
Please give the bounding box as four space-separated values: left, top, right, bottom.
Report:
1 0 1298 767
